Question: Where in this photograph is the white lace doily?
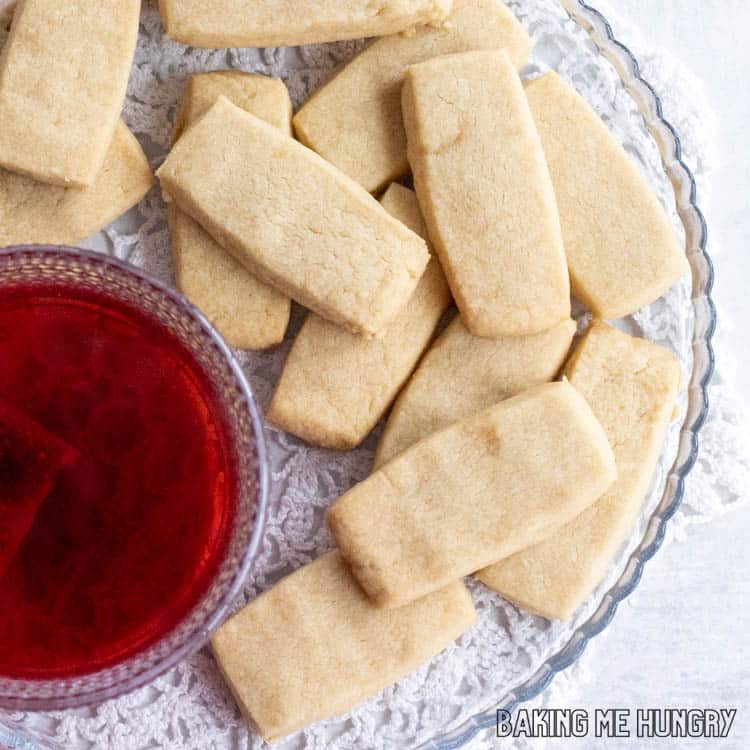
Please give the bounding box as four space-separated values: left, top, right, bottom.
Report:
3 1 747 749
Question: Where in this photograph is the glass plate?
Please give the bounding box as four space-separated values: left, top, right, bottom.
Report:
427 1 715 747
0 0 715 748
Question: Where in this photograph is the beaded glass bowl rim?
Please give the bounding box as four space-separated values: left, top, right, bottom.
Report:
426 2 716 748
0 244 270 712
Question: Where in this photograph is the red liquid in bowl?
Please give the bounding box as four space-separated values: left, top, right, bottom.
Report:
0 282 237 679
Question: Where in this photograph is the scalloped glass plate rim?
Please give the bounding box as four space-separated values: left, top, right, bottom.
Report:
424 2 716 748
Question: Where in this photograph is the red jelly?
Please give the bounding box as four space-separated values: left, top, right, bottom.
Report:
0 400 76 582
0 282 237 679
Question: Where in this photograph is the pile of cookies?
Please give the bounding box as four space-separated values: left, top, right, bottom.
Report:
0 0 688 743
0 0 152 246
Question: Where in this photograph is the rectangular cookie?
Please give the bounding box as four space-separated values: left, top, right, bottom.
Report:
172 70 293 143
0 122 152 247
211 551 475 742
525 72 689 318
374 317 576 467
0 0 140 187
328 381 617 608
476 323 682 619
402 50 570 337
169 72 292 349
294 0 531 193
267 183 451 449
159 0 452 49
157 96 430 338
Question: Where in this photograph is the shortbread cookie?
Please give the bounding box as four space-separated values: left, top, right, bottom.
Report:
159 0 452 49
170 72 292 349
403 50 570 337
0 122 152 247
172 70 293 142
525 73 688 318
0 0 140 187
374 317 576 467
211 551 475 742
268 184 451 449
477 322 682 619
328 381 616 608
294 0 530 193
169 209 290 349
157 97 430 337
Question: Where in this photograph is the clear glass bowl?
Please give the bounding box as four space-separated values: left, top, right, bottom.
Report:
425 2 715 747
0 245 269 712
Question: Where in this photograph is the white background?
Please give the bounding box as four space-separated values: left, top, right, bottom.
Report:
472 1 750 747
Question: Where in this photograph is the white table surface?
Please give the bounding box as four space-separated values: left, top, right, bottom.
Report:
469 1 750 747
